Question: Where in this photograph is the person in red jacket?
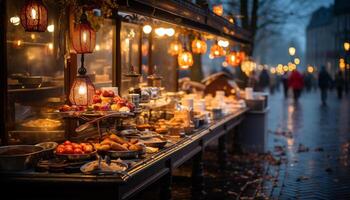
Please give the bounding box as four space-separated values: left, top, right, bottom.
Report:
288 69 304 102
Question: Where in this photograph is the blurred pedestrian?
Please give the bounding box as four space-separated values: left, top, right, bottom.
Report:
247 70 259 91
304 71 313 92
259 69 270 91
288 69 304 102
318 66 332 105
282 72 289 98
334 70 345 99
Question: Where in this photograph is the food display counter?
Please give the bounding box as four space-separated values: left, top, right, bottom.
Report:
0 0 253 199
0 108 247 200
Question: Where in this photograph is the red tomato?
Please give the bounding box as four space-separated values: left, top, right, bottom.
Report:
64 146 74 154
73 148 83 154
83 145 93 153
64 141 71 145
56 147 65 154
72 143 81 149
95 89 102 95
57 144 65 149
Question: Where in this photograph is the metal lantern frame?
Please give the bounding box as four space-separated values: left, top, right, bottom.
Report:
20 0 48 32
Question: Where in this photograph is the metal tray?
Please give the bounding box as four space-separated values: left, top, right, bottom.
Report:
55 150 97 162
80 160 128 175
102 148 145 159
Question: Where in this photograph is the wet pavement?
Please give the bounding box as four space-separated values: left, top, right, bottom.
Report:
136 89 350 200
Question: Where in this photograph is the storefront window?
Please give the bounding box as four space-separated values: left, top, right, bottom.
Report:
120 22 141 97
6 0 66 144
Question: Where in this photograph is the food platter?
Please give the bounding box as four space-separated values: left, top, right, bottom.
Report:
80 160 128 175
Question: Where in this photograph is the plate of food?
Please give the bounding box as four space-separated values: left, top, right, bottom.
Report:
94 134 145 159
55 141 96 161
80 159 128 175
142 137 167 148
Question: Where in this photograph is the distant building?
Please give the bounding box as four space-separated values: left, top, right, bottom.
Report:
306 0 350 75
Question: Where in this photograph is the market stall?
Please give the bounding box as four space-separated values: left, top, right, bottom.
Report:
0 0 255 199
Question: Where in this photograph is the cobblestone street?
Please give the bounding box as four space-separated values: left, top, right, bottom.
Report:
268 89 350 199
169 89 350 200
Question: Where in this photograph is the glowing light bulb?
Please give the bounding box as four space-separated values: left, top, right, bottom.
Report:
143 25 152 34
78 85 87 95
165 28 175 36
10 16 20 25
31 8 37 19
47 24 54 32
48 43 53 50
95 44 100 51
16 40 22 46
155 28 166 37
82 32 87 43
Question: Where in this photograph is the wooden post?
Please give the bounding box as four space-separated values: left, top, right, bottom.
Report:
191 150 205 200
0 0 8 145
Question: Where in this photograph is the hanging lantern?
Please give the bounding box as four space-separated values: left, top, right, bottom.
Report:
20 0 48 32
69 74 95 106
191 38 207 54
210 43 224 58
236 51 246 64
213 4 224 16
168 40 183 56
226 51 237 66
178 50 193 69
71 12 96 54
69 11 96 106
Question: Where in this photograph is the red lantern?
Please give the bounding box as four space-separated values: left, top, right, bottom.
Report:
191 38 207 54
226 51 237 66
71 12 96 54
69 75 95 106
168 40 182 56
178 50 194 69
69 11 96 106
20 0 48 32
210 43 225 58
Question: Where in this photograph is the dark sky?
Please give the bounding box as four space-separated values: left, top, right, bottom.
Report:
253 0 334 67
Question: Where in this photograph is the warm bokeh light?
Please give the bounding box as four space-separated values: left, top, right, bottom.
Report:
210 43 225 57
191 38 207 54
95 44 100 51
344 42 350 51
226 51 237 66
142 24 152 34
48 43 53 50
218 39 229 48
47 24 54 32
294 58 300 65
10 16 20 25
168 40 182 56
288 47 296 56
165 28 175 37
178 51 194 69
307 66 314 73
155 27 166 37
270 67 276 74
283 65 289 72
213 4 223 16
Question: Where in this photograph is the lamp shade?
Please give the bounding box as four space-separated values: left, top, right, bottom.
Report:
168 40 183 56
178 51 193 69
20 0 48 32
191 38 207 54
69 75 95 106
226 51 237 66
210 44 224 58
71 14 96 54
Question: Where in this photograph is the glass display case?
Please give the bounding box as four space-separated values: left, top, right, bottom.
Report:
6 0 66 144
120 22 141 97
